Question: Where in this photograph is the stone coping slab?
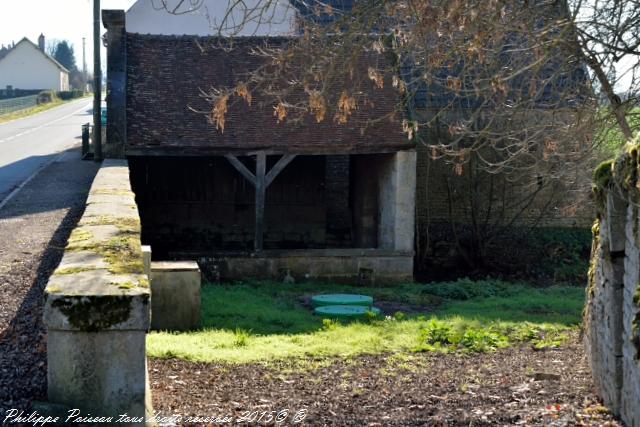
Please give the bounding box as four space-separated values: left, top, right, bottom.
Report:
151 261 200 272
44 159 150 332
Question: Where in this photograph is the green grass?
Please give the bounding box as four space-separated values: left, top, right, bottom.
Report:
596 107 640 156
147 279 584 364
0 95 90 124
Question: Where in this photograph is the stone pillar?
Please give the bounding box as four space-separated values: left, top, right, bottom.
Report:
150 261 202 331
622 201 640 427
44 273 150 422
377 151 417 252
102 10 126 159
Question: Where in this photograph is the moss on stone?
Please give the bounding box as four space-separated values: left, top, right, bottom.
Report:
51 295 133 332
54 267 95 276
67 229 93 245
81 215 141 233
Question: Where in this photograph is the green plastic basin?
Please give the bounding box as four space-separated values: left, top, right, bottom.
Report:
314 305 381 319
311 294 374 308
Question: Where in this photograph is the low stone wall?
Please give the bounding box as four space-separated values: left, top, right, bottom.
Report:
43 160 151 422
585 155 640 426
196 249 414 284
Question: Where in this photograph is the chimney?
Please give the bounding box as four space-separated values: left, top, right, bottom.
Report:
38 34 45 52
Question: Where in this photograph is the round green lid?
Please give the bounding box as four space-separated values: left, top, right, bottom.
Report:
314 305 381 319
311 294 374 307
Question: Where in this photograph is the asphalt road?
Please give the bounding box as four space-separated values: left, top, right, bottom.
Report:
0 98 93 202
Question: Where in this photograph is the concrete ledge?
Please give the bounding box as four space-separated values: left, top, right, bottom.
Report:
195 252 413 284
150 261 201 331
43 160 151 421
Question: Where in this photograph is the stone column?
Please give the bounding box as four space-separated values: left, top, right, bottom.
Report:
102 10 127 159
377 151 417 252
44 273 150 422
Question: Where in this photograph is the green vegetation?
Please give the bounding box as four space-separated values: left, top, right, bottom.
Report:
0 93 89 124
147 279 584 364
597 108 640 156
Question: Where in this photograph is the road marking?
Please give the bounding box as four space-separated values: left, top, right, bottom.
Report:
0 142 79 213
0 97 91 128
0 103 91 145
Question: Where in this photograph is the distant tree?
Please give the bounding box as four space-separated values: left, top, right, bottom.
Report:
52 40 77 72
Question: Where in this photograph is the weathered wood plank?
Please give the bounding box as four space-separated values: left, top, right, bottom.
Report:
224 154 256 187
265 154 297 187
255 152 266 251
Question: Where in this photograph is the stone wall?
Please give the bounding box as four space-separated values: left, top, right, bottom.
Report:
585 176 640 425
43 160 151 423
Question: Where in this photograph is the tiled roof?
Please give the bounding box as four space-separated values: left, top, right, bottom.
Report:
126 34 410 153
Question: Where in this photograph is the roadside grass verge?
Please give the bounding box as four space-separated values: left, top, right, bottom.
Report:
0 96 90 124
146 279 584 364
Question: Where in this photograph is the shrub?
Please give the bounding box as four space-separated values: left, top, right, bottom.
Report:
57 90 84 100
37 90 56 104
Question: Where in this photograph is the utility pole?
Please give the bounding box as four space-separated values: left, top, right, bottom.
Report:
93 0 102 161
82 37 87 87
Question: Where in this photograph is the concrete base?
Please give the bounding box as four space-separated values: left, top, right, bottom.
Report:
150 261 201 331
47 330 148 423
193 249 414 284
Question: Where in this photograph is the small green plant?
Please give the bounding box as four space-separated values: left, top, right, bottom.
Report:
233 328 251 347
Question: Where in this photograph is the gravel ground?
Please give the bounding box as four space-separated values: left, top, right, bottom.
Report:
150 333 620 426
0 147 620 427
0 147 98 418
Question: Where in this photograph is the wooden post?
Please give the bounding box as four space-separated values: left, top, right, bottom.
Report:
224 153 297 252
254 152 266 251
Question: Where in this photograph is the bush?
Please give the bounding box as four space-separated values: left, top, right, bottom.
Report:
37 90 56 104
56 90 84 100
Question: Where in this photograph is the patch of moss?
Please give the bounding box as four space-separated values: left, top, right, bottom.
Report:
51 295 134 332
81 215 141 233
67 229 93 245
112 281 136 290
54 267 95 276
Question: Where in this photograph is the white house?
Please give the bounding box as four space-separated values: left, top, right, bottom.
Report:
0 35 70 91
125 0 297 36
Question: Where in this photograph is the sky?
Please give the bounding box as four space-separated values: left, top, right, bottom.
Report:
0 0 137 73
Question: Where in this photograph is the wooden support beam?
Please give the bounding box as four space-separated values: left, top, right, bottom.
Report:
224 153 297 252
254 152 266 252
224 154 256 186
265 154 297 187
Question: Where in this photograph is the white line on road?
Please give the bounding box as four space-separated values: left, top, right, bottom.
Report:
0 103 92 145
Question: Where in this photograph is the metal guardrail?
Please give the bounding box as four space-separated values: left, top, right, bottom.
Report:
0 95 38 115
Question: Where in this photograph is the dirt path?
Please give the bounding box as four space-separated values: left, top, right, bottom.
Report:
0 147 98 417
150 333 619 426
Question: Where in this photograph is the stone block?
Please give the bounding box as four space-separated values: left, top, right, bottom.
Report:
150 261 201 331
47 330 147 421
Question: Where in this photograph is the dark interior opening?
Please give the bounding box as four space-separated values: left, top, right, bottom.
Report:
129 154 383 259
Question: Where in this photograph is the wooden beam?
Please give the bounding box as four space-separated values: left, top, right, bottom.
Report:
265 154 297 187
254 152 266 252
224 154 256 186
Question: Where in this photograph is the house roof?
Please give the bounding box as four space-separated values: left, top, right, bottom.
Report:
0 38 70 74
125 34 411 154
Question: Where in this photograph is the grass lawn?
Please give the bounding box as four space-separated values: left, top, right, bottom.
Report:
0 96 90 124
147 279 584 364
